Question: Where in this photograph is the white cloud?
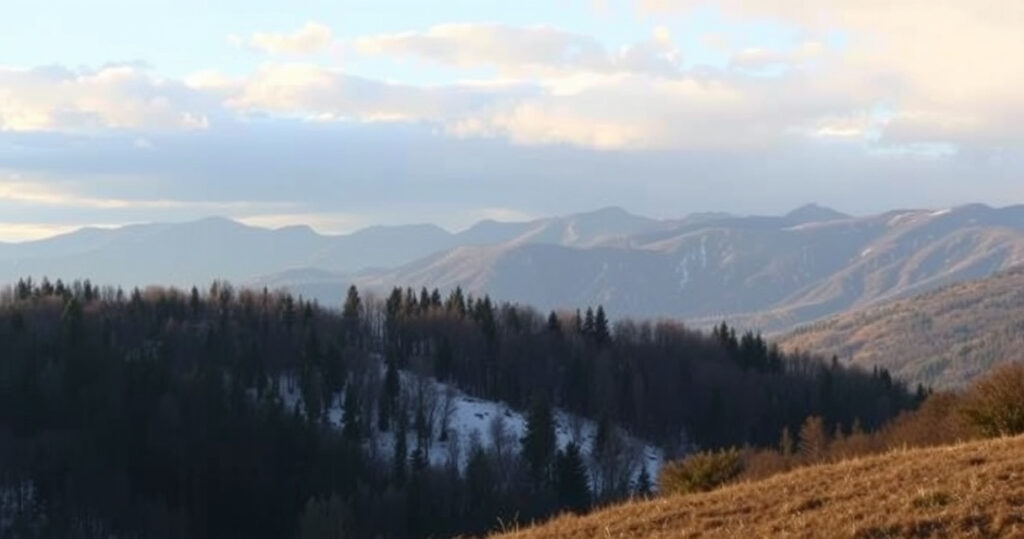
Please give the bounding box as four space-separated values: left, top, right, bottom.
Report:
354 23 682 77
247 22 333 55
0 65 210 132
224 62 535 124
729 41 825 70
638 0 1024 147
4 8 1024 153
450 71 864 150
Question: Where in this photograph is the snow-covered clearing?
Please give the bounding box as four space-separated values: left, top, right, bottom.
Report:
273 361 666 486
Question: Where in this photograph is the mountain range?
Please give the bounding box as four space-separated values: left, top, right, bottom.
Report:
4 203 1024 333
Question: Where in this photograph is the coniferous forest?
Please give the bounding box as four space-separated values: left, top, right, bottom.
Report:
0 278 920 538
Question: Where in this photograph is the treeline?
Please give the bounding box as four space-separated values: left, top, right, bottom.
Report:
379 287 919 450
0 278 920 538
661 361 1024 497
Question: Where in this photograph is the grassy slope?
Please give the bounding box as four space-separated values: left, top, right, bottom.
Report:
778 267 1024 389
500 435 1024 538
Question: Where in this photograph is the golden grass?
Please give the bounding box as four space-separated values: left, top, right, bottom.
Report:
498 435 1024 538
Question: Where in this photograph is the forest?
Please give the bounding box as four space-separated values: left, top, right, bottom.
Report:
0 277 921 538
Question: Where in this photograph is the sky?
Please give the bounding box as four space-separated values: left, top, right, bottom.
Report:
2 0 1024 241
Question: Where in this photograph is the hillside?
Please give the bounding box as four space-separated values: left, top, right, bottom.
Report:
352 204 1024 330
780 266 1024 389
501 434 1024 538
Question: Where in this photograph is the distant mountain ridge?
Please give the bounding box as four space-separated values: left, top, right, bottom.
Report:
4 203 1024 334
0 206 671 290
351 204 1024 331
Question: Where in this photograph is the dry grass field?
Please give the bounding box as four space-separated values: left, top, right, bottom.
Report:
498 435 1024 538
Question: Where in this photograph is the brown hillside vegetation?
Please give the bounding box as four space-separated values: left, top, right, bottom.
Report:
499 435 1024 538
779 266 1024 389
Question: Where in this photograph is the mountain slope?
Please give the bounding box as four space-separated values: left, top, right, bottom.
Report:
351 204 1024 330
501 434 1024 538
779 266 1024 389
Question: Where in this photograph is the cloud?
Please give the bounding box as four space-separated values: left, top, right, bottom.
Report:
354 23 681 77
224 62 537 123
0 222 94 242
450 70 866 150
729 42 825 70
0 174 290 212
4 9 1024 154
246 22 333 55
0 65 212 132
637 0 1024 147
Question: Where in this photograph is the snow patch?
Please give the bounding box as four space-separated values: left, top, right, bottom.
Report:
271 361 666 486
887 212 925 227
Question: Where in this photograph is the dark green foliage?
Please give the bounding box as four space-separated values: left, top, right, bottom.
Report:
555 442 591 512
522 398 556 485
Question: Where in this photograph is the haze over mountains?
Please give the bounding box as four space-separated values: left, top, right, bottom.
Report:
4 203 1024 333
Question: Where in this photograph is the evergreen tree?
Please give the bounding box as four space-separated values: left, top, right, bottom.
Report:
593 306 610 345
582 308 595 336
342 386 361 440
555 442 591 512
434 337 453 381
546 311 561 334
393 412 408 485
342 285 362 343
521 397 556 485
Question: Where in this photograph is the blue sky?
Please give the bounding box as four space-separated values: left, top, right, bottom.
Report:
1 0 1023 240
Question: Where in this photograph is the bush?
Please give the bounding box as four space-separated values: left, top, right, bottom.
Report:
659 448 743 495
960 362 1024 437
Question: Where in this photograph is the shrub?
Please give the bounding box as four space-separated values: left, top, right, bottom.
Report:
959 362 1024 437
659 448 743 495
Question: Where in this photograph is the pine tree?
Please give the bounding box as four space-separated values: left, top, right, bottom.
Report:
434 337 453 381
546 311 561 334
393 416 408 485
342 386 361 440
593 306 610 345
582 308 595 336
342 285 362 343
555 442 591 512
522 397 556 485
342 285 361 320
190 286 201 317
